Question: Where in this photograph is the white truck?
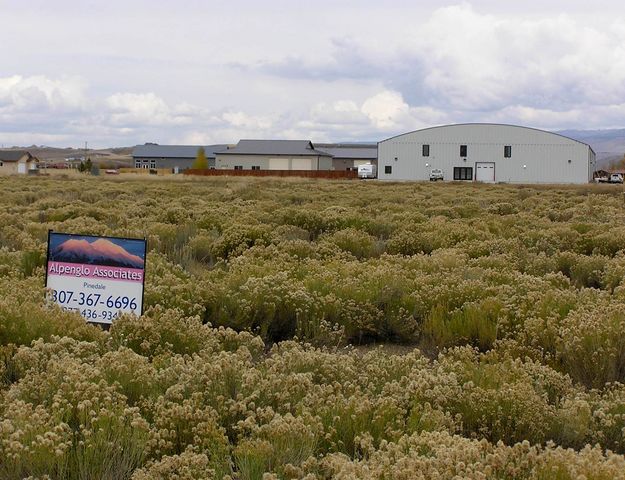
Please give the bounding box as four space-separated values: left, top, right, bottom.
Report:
596 173 624 184
429 168 444 181
358 164 377 179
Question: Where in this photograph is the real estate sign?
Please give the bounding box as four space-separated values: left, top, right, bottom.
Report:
45 232 146 324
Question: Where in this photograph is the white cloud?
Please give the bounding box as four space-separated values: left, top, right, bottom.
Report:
411 5 625 112
488 105 583 129
253 4 625 131
0 75 86 113
301 91 449 139
2 3 625 146
309 100 367 126
361 91 412 129
221 111 273 130
105 92 193 127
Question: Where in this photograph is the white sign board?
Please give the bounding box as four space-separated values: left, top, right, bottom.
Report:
46 232 146 324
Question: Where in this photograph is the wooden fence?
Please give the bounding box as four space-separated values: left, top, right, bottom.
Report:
184 169 359 179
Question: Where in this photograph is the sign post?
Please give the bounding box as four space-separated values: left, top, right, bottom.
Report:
45 232 146 324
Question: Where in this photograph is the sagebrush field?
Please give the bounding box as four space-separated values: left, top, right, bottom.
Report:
2 175 625 479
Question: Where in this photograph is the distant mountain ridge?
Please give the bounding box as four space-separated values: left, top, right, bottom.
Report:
556 128 625 168
6 131 624 169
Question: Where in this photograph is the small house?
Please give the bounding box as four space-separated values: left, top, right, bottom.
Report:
0 150 39 175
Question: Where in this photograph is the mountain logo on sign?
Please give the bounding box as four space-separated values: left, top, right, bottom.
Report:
51 238 144 268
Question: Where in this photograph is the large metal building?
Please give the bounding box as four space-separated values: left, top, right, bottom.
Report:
215 140 333 170
378 124 596 184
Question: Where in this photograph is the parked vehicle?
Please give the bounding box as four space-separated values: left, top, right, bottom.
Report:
429 168 444 181
596 173 624 184
358 164 377 179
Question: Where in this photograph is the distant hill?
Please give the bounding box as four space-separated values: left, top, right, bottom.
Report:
557 129 625 168
0 146 133 167
4 132 624 170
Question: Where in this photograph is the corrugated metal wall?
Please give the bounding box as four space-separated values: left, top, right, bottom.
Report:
378 124 594 184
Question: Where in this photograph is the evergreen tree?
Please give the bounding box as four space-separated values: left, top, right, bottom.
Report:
192 147 208 169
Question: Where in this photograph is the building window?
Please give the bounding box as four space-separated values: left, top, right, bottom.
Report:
460 145 468 157
149 161 156 168
234 165 243 170
453 167 473 180
135 161 140 168
385 165 392 174
504 146 512 158
251 166 260 170
142 159 148 163
422 145 430 157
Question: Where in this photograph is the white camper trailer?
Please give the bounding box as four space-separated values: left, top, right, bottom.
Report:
358 163 377 179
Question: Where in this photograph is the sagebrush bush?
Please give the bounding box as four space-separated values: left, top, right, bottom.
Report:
0 278 106 348
1 176 625 478
131 451 217 480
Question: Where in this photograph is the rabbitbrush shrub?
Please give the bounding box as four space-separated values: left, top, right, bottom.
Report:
1 177 625 478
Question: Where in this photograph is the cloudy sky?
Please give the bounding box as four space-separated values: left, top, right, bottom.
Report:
1 0 625 148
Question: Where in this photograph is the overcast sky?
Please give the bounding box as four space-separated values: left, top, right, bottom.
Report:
1 0 625 148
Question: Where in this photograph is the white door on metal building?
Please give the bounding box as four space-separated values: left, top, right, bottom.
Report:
475 162 495 182
269 158 289 170
291 158 312 170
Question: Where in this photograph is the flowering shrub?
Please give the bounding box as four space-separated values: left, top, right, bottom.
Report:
1 176 625 478
132 451 217 480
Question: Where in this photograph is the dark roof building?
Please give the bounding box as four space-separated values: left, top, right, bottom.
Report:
315 143 378 171
131 143 230 170
130 140 378 173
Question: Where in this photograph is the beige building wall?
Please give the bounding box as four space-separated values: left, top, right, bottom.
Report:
0 161 19 174
269 158 290 170
0 155 36 175
215 154 331 170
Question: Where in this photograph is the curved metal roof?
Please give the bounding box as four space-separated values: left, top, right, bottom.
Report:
379 123 595 153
